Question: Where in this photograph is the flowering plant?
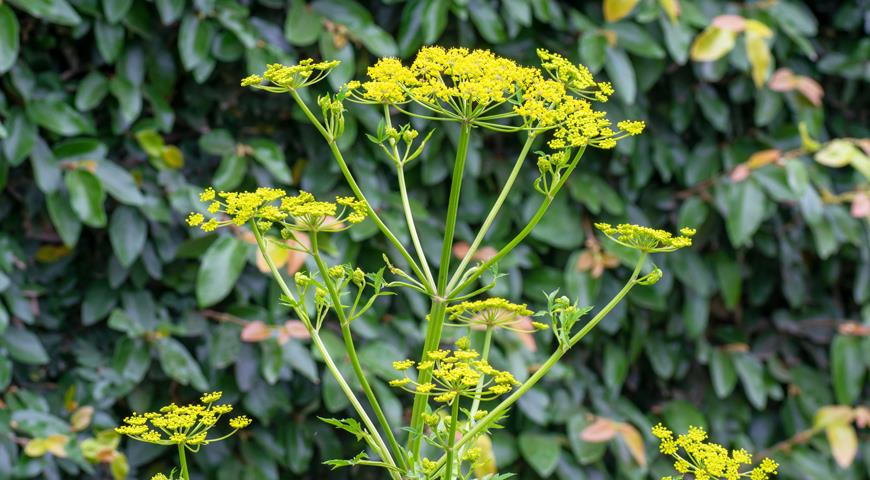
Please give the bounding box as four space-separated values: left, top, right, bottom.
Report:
188 47 695 479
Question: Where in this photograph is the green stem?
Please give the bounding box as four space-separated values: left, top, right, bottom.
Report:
446 134 536 292
178 444 189 480
444 399 461 480
432 252 647 472
289 90 430 292
448 145 586 299
384 104 436 291
250 222 400 479
468 327 493 420
310 235 407 470
408 123 472 456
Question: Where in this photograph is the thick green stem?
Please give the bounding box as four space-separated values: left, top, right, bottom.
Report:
250 222 399 478
444 399 461 480
407 123 472 455
289 90 430 292
310 236 407 469
446 134 536 292
448 146 586 298
432 253 648 472
177 444 189 480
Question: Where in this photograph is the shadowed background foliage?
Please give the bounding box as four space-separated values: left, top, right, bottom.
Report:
0 0 868 478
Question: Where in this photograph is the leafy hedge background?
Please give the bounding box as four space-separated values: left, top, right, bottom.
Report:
0 0 868 478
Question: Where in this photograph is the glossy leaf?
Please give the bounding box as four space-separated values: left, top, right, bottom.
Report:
196 236 249 307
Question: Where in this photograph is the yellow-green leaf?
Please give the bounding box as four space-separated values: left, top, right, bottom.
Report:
71 406 94 432
658 0 680 23
746 32 772 87
473 434 497 478
161 145 184 169
603 0 640 23
815 140 865 168
826 420 858 468
690 26 737 62
744 19 773 38
110 452 130 479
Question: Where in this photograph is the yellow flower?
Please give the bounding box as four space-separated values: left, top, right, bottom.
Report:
151 474 169 480
445 298 537 332
229 415 252 429
186 213 204 227
594 223 693 253
200 391 222 403
243 60 341 91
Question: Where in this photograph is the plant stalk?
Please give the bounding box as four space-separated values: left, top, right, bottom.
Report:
177 444 189 480
310 235 407 469
444 398 461 480
407 122 472 455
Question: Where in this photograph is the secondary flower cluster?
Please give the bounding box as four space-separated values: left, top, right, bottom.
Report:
389 338 519 403
594 223 695 253
653 424 779 480
115 392 251 449
445 297 547 333
186 187 367 233
240 46 645 150
241 59 341 90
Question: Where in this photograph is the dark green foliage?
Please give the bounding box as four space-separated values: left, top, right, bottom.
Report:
0 0 868 478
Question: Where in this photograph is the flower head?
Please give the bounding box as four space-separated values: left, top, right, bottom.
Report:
653 424 778 480
446 298 544 333
115 392 250 450
389 339 519 405
594 223 693 253
242 59 341 91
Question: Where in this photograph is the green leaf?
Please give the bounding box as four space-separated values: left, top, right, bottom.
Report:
710 349 738 398
247 138 293 184
94 20 125 63
199 129 235 156
65 169 107 228
81 281 117 326
0 5 20 74
661 400 706 433
157 337 208 391
714 254 742 310
567 414 607 465
30 137 61 193
831 335 866 405
468 0 507 44
178 14 215 71
421 0 450 44
94 160 145 206
196 236 249 307
109 76 142 130
46 192 82 247
109 206 147 268
284 0 322 46
75 72 109 111
697 84 729 132
604 47 636 104
155 0 185 25
733 353 767 409
659 16 692 65
603 342 629 392
723 180 766 247
518 433 561 477
27 100 95 136
2 111 36 166
102 0 133 23
213 154 247 191
579 32 608 73
6 0 81 26
318 31 355 90
530 196 584 249
610 22 666 59
0 327 49 365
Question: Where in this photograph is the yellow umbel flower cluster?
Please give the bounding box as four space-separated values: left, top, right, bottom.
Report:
594 223 695 253
445 297 547 333
187 187 368 233
389 338 519 403
653 424 779 480
341 47 644 150
115 391 251 450
241 59 341 89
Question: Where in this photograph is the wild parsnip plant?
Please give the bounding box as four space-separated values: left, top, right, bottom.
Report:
190 47 693 479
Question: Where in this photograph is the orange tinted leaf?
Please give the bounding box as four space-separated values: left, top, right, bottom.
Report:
580 417 617 442
711 14 746 32
241 320 273 342
616 422 646 467
826 421 858 468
